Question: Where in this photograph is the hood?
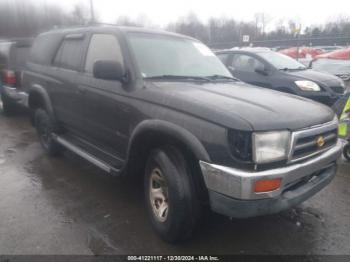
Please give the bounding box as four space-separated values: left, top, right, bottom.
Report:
284 69 342 86
143 80 335 131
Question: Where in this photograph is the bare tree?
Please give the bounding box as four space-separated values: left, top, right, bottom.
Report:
0 0 92 39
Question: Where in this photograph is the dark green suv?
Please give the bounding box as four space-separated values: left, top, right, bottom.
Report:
23 26 341 242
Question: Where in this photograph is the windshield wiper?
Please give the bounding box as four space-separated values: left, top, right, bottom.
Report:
279 67 290 71
145 75 210 81
205 74 239 81
279 66 306 71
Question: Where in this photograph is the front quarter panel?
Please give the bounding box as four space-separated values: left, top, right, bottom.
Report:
129 99 232 166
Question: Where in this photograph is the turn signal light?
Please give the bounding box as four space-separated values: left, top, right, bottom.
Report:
254 178 281 193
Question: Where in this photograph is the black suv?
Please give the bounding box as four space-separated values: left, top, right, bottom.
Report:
215 49 346 107
23 26 341 242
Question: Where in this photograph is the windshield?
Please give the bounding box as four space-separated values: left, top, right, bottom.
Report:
259 51 306 70
127 33 232 79
312 59 350 75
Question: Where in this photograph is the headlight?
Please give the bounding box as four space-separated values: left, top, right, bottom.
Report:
295 80 321 91
253 131 291 164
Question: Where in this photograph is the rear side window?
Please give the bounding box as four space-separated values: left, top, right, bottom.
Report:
84 34 124 74
9 47 30 69
53 37 85 71
30 33 62 65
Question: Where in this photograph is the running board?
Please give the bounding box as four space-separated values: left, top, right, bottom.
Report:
53 134 120 175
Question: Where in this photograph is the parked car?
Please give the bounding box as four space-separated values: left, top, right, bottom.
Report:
279 47 325 66
311 48 350 91
313 45 343 53
23 26 341 242
0 38 32 114
216 49 346 107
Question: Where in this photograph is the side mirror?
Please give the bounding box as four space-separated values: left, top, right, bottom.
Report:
254 64 268 75
93 60 125 81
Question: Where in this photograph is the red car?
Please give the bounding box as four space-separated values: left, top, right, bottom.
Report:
279 47 325 66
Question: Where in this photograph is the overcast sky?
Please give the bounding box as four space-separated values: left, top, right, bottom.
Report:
45 0 349 29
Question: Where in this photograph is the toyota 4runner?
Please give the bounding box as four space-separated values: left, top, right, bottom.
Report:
23 26 342 242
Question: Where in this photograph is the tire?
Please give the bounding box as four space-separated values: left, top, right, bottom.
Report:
1 91 16 115
343 143 350 161
144 146 200 243
34 108 62 156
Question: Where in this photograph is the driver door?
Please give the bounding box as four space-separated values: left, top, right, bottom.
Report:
76 33 131 159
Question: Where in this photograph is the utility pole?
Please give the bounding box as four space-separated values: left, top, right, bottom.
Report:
90 0 95 23
295 25 301 61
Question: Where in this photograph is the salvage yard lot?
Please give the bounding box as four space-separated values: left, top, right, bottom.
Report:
0 111 349 255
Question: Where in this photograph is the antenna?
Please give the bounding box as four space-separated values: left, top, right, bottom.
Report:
90 0 95 23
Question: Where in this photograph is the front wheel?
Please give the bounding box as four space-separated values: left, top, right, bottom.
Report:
144 146 200 243
343 143 350 161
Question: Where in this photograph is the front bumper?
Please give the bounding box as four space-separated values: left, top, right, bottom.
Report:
1 85 28 107
200 141 342 218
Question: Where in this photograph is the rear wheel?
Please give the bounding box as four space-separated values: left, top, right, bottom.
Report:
144 146 200 243
343 143 350 161
34 108 62 156
1 91 16 115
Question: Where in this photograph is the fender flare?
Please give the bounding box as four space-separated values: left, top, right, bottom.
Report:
127 119 211 163
28 84 55 119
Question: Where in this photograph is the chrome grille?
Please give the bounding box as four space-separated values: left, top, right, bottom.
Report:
288 119 338 163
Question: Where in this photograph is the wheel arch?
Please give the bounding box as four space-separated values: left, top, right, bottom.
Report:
124 119 211 200
28 84 54 124
126 119 211 166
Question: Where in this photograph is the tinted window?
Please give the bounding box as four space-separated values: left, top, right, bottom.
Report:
231 54 264 72
53 37 85 71
30 33 62 65
84 34 124 74
9 47 30 69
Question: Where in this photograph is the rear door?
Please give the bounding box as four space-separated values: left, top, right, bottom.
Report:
228 53 272 88
47 34 88 134
76 33 130 159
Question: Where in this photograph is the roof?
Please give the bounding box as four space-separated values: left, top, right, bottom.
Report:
315 48 350 60
40 25 193 41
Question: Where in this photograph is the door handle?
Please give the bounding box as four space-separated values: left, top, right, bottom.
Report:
77 85 87 94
